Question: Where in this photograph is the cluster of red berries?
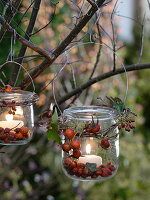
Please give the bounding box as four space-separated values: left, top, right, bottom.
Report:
62 129 81 158
85 123 100 133
8 106 16 115
64 158 116 179
118 118 135 132
0 126 30 143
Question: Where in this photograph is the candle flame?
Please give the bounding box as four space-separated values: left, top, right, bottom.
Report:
5 114 13 121
86 144 91 154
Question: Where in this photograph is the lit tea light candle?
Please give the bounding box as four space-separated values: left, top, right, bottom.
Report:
0 114 24 129
78 143 102 166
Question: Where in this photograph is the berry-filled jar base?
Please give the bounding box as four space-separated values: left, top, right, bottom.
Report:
0 126 31 145
62 157 117 181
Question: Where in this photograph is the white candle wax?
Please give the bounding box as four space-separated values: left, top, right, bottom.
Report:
0 120 24 129
78 155 102 166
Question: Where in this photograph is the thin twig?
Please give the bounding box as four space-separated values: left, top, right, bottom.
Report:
0 14 53 60
20 0 106 89
110 0 118 72
30 2 57 36
0 0 22 42
9 0 42 86
16 0 35 27
138 14 145 64
89 16 102 79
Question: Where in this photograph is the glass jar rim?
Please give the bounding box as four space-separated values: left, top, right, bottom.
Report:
0 89 39 106
63 106 118 121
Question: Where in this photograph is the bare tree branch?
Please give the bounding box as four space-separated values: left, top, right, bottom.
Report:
9 0 42 86
0 14 53 60
86 0 99 8
57 63 150 105
20 0 106 89
0 0 22 42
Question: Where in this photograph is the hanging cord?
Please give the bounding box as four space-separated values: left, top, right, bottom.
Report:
0 30 36 92
0 61 36 92
52 53 69 115
65 42 129 103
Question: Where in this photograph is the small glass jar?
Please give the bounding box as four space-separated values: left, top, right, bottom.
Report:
61 106 119 181
0 88 38 145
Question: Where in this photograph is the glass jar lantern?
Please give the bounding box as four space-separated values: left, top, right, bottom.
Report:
61 106 119 181
0 88 38 145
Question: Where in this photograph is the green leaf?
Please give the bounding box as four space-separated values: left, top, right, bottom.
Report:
46 122 61 144
52 108 58 122
85 162 97 172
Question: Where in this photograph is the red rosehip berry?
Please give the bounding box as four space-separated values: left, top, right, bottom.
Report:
69 161 77 170
98 164 105 168
46 111 52 118
14 128 21 133
101 172 109 177
95 170 102 176
82 167 90 175
108 165 116 171
77 168 83 176
70 140 80 149
73 150 81 158
62 142 71 152
129 119 135 123
4 128 10 133
118 125 122 130
77 163 85 168
15 133 23 140
91 124 100 133
12 107 16 111
64 158 73 167
0 127 4 133
121 122 126 128
107 162 112 165
103 168 112 175
129 124 135 129
86 125 92 133
125 126 131 132
5 85 12 92
100 138 110 149
8 110 13 114
72 167 78 175
20 127 29 134
91 174 98 178
65 129 76 139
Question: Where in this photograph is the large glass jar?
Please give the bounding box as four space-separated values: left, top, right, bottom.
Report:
0 88 38 145
61 106 119 181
